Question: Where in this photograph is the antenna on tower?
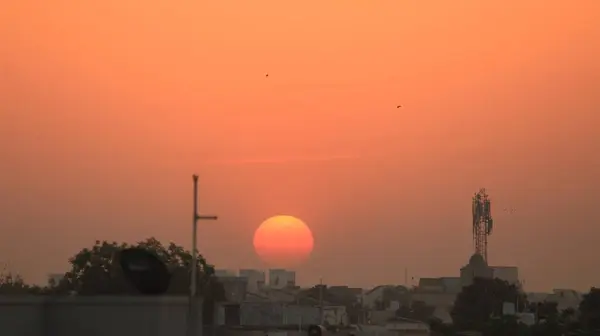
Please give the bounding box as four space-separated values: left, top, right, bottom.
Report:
472 188 493 262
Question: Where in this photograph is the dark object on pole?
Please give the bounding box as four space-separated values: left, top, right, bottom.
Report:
119 248 171 295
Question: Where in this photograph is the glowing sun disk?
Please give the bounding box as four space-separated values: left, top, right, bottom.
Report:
253 215 314 267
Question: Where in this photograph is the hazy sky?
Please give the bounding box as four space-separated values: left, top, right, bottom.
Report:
1 1 599 291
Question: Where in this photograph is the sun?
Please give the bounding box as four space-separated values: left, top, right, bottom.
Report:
253 215 314 267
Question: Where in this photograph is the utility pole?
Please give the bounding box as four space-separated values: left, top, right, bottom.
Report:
318 277 324 325
191 175 218 297
188 174 218 336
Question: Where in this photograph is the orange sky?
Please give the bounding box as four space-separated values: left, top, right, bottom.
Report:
1 1 599 291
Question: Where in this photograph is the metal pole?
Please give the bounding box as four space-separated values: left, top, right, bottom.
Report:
188 175 218 336
319 277 324 324
191 175 199 297
189 175 199 336
191 175 218 295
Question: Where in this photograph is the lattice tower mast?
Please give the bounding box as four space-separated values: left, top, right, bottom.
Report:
472 188 494 262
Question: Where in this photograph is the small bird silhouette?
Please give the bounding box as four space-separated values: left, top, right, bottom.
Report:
396 105 402 108
265 73 269 78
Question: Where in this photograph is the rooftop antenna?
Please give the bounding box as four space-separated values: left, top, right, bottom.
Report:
472 188 493 262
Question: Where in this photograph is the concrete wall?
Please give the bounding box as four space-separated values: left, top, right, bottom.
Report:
410 292 457 310
220 277 249 303
460 264 493 287
218 330 308 336
239 270 266 293
322 306 348 326
218 302 321 327
0 296 197 336
240 303 320 326
369 310 395 325
268 270 296 289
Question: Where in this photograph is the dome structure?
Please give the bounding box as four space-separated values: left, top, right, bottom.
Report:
460 253 493 287
468 253 487 268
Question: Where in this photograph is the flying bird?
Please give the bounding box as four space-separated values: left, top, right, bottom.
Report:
397 105 402 108
265 73 269 78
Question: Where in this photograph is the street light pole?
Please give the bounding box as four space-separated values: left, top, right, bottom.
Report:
189 174 218 336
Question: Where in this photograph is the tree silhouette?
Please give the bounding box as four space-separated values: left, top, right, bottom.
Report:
579 287 600 331
54 237 225 324
531 301 559 321
0 266 43 295
451 277 527 332
561 307 576 322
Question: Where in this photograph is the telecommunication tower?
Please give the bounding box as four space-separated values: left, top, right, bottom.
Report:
472 188 493 262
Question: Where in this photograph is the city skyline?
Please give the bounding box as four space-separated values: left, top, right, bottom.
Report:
2 0 599 292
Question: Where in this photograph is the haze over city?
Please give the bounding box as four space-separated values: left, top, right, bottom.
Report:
1 0 599 292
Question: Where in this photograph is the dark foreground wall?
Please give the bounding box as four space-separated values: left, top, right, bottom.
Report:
0 296 199 336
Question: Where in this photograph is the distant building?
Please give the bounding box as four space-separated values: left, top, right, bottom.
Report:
525 292 549 304
439 277 462 294
328 285 363 300
417 278 446 293
323 305 349 325
247 286 300 303
362 285 395 309
545 289 583 311
239 269 266 293
526 289 583 311
491 266 519 286
216 302 321 327
413 279 458 311
268 269 296 289
361 285 410 311
214 269 237 278
460 254 493 287
458 254 521 289
218 276 248 303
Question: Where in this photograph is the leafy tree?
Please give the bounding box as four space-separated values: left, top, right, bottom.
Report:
54 237 225 324
428 318 456 336
451 277 527 332
529 321 563 336
524 301 563 336
560 307 580 332
529 301 559 322
0 271 30 295
0 268 43 295
579 287 600 332
560 307 576 322
483 315 531 336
